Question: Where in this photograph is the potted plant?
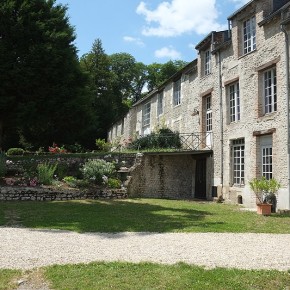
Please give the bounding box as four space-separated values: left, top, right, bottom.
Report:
249 177 280 215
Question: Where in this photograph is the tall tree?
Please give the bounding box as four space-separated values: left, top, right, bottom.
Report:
0 0 93 149
80 39 115 138
146 60 188 92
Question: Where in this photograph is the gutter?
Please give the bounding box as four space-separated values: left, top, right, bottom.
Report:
281 14 290 209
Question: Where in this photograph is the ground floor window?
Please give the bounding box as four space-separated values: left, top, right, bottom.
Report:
231 138 245 186
260 135 272 180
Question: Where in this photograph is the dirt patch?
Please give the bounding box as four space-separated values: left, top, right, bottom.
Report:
16 269 51 290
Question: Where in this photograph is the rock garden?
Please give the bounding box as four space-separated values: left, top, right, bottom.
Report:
0 146 136 201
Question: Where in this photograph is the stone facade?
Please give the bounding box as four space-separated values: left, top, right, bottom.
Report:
108 0 290 210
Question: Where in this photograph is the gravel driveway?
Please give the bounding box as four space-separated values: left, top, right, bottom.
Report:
1 227 290 271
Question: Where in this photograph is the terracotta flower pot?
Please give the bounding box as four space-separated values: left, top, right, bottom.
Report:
257 203 272 215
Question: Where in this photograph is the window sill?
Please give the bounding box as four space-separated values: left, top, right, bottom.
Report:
258 111 277 121
228 120 241 125
230 184 245 188
238 48 257 60
200 73 212 79
173 104 181 108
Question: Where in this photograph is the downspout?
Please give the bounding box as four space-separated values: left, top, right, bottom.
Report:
281 15 290 209
218 50 224 191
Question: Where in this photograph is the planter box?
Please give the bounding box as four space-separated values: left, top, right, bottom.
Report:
257 203 272 215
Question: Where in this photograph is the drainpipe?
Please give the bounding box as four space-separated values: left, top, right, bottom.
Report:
281 15 290 209
218 50 224 191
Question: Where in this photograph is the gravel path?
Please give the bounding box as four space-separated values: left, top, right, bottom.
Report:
1 227 290 271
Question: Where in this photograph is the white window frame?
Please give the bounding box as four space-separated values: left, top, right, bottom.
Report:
263 67 277 114
173 79 181 106
142 102 151 127
228 82 240 123
231 139 245 186
205 95 212 147
260 135 273 180
243 16 256 54
205 50 211 75
157 91 164 116
206 96 212 132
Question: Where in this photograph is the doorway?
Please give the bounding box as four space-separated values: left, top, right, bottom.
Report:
195 158 207 199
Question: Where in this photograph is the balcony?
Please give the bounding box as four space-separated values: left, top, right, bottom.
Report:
119 132 213 153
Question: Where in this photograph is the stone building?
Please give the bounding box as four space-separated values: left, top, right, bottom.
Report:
108 0 290 210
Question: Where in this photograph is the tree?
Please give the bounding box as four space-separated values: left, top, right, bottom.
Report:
109 53 147 104
0 0 93 149
80 39 115 138
81 44 148 138
146 60 188 92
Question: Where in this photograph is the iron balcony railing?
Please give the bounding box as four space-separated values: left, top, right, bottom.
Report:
126 132 213 152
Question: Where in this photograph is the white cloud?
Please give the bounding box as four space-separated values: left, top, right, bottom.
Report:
154 46 181 59
136 0 227 37
188 43 196 51
123 36 145 47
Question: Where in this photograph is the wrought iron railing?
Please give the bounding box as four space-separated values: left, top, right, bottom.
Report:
126 132 213 152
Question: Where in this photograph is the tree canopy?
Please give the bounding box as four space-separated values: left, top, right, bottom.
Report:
0 0 93 150
0 0 188 151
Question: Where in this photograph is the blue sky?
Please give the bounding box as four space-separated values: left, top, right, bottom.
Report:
55 0 249 64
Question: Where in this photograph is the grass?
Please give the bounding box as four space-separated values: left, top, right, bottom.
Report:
2 262 290 290
1 198 290 233
0 269 21 290
44 262 290 290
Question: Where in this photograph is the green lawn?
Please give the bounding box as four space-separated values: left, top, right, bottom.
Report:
1 198 290 233
3 262 290 290
0 269 21 290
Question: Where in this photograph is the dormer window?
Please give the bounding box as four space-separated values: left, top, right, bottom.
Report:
205 49 211 75
243 16 256 54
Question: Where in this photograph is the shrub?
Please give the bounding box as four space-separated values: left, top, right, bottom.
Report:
63 176 77 187
129 128 181 150
95 139 111 152
55 163 69 180
7 148 24 156
37 162 58 185
108 178 122 189
81 159 115 185
64 143 85 153
0 152 7 177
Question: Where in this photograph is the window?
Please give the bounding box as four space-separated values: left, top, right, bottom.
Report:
173 79 181 106
243 16 256 54
206 96 212 132
261 135 272 180
205 95 212 147
263 67 277 114
231 139 245 186
142 102 151 127
228 82 240 122
205 50 211 75
157 91 163 116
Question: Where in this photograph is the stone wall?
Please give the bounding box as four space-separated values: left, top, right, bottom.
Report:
128 154 197 199
0 186 127 201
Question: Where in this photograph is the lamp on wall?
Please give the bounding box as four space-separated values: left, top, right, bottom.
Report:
192 108 199 116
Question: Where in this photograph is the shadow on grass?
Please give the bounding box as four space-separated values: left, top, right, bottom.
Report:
0 199 213 233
